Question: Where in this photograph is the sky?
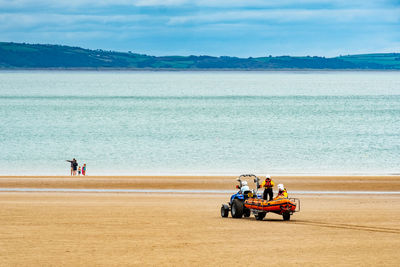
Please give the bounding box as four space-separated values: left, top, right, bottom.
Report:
0 0 399 57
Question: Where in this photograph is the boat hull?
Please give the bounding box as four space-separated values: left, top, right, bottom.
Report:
244 197 296 214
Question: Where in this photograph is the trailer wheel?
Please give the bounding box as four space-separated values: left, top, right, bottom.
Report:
221 204 229 217
231 199 244 218
283 212 291 221
255 212 266 221
244 208 251 217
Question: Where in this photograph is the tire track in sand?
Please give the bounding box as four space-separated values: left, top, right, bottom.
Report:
293 220 400 234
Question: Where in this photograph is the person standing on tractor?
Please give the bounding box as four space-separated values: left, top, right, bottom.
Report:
275 184 288 199
260 175 275 201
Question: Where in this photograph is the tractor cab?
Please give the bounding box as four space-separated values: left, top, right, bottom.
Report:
221 174 262 218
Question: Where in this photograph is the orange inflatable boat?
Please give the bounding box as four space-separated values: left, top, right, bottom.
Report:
219 174 300 221
244 196 299 220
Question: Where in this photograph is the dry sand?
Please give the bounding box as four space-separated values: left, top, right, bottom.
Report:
0 176 399 266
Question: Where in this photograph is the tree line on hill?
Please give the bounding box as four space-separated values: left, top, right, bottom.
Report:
0 42 399 69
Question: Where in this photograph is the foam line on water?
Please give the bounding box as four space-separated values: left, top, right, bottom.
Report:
0 188 400 195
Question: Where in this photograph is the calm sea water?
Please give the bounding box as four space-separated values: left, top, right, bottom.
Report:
0 71 399 175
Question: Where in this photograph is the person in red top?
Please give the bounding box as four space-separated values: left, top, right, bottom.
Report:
259 174 275 201
82 163 87 176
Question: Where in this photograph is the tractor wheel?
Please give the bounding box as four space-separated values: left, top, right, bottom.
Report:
221 204 229 217
255 212 266 221
231 199 244 218
283 212 291 221
244 208 251 217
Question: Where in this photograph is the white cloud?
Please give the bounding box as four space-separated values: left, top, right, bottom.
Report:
133 0 187 6
194 0 396 8
1 6 398 31
167 8 400 25
0 0 396 8
1 0 398 56
0 13 153 30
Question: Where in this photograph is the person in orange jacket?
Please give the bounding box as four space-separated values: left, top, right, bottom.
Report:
275 183 288 199
260 174 275 201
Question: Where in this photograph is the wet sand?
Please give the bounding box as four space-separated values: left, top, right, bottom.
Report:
0 176 399 266
1 175 400 191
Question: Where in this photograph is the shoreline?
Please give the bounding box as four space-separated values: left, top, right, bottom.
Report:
1 174 400 178
0 175 399 192
0 172 400 179
1 188 400 194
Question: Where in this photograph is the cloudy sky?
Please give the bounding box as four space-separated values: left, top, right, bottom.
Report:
0 0 399 57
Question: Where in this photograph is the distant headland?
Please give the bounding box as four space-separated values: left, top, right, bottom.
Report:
0 42 399 70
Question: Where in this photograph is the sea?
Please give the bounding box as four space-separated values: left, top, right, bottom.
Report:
0 70 399 175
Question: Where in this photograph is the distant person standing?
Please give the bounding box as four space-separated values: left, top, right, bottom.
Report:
82 163 87 176
78 166 81 175
66 158 78 176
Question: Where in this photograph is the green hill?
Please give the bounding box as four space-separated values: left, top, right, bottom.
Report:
338 53 400 69
0 42 399 69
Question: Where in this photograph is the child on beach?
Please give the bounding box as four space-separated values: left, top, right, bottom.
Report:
82 164 86 176
78 166 81 176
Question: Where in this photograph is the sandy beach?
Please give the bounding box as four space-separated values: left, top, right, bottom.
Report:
0 175 399 266
1 175 400 191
